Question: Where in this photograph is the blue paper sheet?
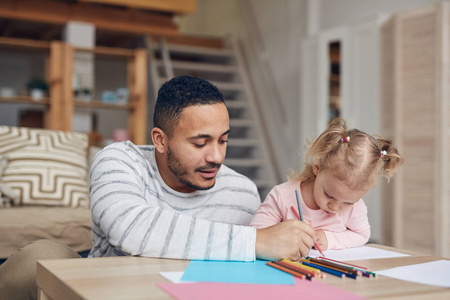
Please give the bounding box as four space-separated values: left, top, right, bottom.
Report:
180 260 295 285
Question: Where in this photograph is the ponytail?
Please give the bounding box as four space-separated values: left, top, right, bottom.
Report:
377 137 404 179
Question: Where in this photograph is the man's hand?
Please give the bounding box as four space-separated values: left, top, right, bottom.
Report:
315 229 328 250
255 220 316 261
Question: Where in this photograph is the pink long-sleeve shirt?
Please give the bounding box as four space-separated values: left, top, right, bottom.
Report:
250 180 371 250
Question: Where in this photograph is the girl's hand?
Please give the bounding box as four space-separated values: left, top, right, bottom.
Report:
315 229 328 250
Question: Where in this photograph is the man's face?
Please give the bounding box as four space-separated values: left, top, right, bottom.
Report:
162 103 230 193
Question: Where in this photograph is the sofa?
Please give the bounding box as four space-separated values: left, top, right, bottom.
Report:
0 126 93 262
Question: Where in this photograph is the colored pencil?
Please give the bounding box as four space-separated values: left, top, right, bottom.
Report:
275 260 317 278
290 206 301 220
293 191 325 258
307 257 361 275
272 261 313 280
295 190 303 220
266 261 309 280
281 259 324 276
302 259 359 279
317 257 376 277
317 256 368 270
301 261 348 278
290 205 325 256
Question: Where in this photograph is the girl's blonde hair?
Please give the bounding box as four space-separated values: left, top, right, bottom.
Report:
292 118 404 190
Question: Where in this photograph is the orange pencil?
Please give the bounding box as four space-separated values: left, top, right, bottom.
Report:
266 261 311 280
281 259 325 277
290 205 325 257
275 260 317 278
276 260 320 277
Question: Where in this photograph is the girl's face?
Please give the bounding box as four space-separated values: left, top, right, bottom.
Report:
311 166 367 214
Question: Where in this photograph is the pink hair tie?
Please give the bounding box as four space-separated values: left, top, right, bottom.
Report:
381 150 387 158
340 136 350 143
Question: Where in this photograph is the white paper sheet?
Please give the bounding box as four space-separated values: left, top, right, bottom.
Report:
377 260 450 288
308 246 409 261
159 272 193 283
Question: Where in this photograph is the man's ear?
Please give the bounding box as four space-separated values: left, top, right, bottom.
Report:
151 127 168 153
312 164 320 176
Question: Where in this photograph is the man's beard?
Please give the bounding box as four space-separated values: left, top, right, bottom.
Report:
166 146 221 191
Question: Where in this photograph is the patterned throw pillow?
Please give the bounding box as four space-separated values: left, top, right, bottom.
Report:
0 126 89 207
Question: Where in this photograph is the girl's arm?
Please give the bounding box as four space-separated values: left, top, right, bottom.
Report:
321 201 371 249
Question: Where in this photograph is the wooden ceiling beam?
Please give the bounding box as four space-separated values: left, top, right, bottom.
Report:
0 0 179 36
78 0 196 14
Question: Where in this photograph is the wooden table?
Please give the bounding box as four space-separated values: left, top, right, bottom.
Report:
37 244 450 300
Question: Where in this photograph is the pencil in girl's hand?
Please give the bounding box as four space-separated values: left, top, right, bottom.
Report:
290 205 301 220
290 205 326 257
313 243 326 257
293 191 326 257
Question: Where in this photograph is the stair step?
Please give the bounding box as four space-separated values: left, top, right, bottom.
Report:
167 44 234 57
150 35 225 49
168 61 239 74
225 100 247 108
224 158 267 167
229 119 254 127
228 139 259 147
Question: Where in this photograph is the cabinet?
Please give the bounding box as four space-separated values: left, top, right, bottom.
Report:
380 3 449 257
0 37 147 145
301 17 384 242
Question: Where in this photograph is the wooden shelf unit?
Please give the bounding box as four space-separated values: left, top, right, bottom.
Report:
0 96 50 105
0 37 50 50
72 45 147 144
0 37 147 145
74 100 132 110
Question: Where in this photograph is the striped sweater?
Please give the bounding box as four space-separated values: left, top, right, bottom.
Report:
88 141 261 261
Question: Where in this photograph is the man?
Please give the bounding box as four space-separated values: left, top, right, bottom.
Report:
88 75 316 261
0 75 315 300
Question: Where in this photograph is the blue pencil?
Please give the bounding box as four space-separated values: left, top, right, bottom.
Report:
295 190 304 221
302 261 351 278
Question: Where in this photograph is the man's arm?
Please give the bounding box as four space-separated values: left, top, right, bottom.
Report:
89 143 256 261
255 220 316 261
250 184 317 260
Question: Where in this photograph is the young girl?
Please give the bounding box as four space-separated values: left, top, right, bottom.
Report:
250 118 404 250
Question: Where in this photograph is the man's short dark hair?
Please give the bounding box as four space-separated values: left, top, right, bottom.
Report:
154 75 225 136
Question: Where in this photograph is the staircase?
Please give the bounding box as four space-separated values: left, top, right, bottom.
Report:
145 36 278 200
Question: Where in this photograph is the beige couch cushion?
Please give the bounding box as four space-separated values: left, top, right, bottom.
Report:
0 126 89 207
0 206 92 259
